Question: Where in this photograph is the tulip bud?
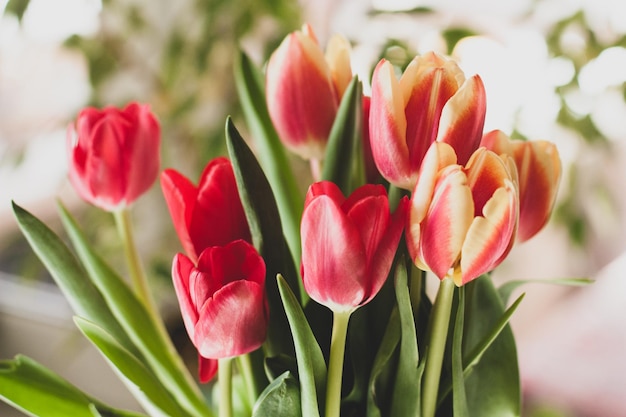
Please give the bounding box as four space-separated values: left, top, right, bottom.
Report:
369 52 486 190
407 143 518 286
161 157 251 263
300 181 409 312
481 130 561 242
266 24 352 160
67 102 160 211
172 240 268 359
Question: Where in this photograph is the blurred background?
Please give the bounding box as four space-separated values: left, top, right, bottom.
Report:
1 0 625 416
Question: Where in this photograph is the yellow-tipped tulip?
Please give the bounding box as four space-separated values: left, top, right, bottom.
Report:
369 52 486 190
266 24 352 160
407 142 518 286
481 130 562 242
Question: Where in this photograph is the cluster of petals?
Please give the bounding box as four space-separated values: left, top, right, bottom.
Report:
406 142 519 286
266 23 352 160
160 157 251 263
67 102 160 211
480 130 562 242
369 52 486 191
300 181 409 312
172 240 269 360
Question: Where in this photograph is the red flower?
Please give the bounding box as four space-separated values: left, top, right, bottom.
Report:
161 157 251 263
172 240 268 359
407 143 519 286
369 52 486 190
300 181 409 312
67 102 160 211
266 24 352 160
481 130 562 242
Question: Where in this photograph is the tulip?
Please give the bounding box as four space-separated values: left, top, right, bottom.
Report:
300 181 409 312
481 130 562 242
407 142 518 286
161 157 251 263
67 102 160 211
369 52 486 190
172 240 268 359
266 24 352 160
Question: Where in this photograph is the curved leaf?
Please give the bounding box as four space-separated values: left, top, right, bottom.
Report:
252 371 301 417
498 277 593 304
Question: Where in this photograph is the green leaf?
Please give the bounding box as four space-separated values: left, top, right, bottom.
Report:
321 77 363 194
0 355 145 417
498 277 593 304
277 274 327 417
366 307 400 417
74 317 190 417
252 371 302 417
451 287 468 417
11 202 137 356
4 0 30 21
225 117 301 357
56 202 213 417
390 259 421 416
234 51 303 267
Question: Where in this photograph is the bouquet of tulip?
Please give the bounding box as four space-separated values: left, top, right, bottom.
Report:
1 24 571 417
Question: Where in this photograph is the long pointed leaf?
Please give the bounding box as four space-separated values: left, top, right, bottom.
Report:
498 277 593 304
74 317 189 417
57 202 212 417
226 117 301 357
234 51 303 267
11 202 138 357
277 274 327 417
0 355 145 417
321 77 362 194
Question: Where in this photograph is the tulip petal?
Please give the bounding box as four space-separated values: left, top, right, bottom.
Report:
370 59 413 189
195 280 268 358
198 356 218 384
436 75 486 165
460 183 517 285
172 253 199 341
161 169 198 260
301 194 367 311
419 165 474 279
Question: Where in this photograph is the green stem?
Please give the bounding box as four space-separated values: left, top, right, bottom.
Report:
219 358 233 417
325 310 352 417
422 277 455 417
237 353 258 408
113 209 157 316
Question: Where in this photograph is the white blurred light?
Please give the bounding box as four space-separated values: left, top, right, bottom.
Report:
22 0 102 42
579 47 626 94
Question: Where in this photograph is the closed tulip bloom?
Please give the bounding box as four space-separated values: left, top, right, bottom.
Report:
369 52 486 190
481 130 561 242
172 240 268 359
161 157 251 263
67 102 160 211
300 181 409 312
266 24 352 160
407 143 518 286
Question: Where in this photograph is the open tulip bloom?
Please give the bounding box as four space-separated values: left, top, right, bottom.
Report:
3 24 585 417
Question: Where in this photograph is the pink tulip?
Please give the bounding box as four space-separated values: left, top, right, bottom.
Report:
161 157 251 263
407 143 518 286
369 52 486 190
300 181 409 312
481 130 562 242
266 24 352 160
172 240 268 359
67 102 160 211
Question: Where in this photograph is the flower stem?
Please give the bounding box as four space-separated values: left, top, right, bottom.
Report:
422 277 455 417
325 310 352 417
113 208 158 316
218 357 233 417
237 353 258 408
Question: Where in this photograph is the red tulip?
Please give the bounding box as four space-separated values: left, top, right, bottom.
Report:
172 240 268 359
407 143 518 286
161 157 251 263
266 24 352 160
481 130 562 242
369 52 486 190
67 102 160 211
300 181 409 312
